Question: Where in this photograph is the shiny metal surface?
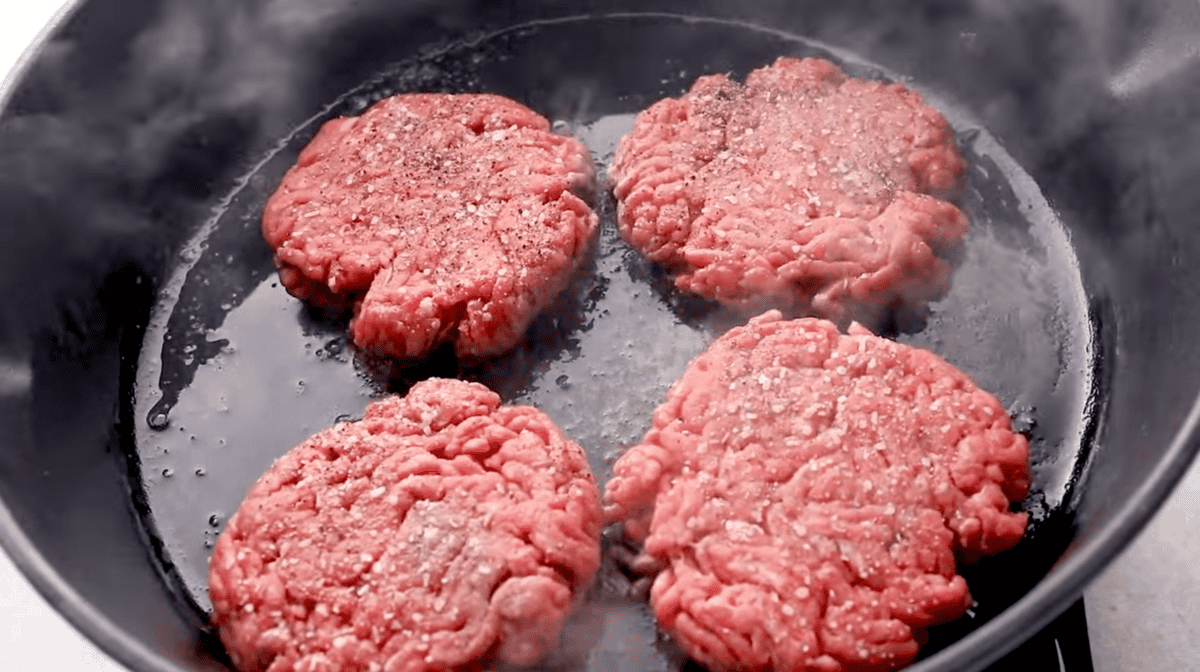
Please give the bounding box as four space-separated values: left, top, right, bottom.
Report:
1 2 1199 671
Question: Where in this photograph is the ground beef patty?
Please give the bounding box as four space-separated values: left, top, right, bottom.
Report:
263 93 598 360
208 379 603 672
604 312 1030 672
610 57 968 324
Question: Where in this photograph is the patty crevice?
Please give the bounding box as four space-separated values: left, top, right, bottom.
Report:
605 312 1030 672
210 379 604 672
610 57 968 326
263 93 599 361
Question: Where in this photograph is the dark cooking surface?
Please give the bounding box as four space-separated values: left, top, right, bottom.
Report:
8 1 1200 672
986 598 1093 672
127 15 1097 671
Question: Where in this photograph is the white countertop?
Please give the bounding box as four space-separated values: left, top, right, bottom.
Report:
1 2 1198 671
1085 455 1200 671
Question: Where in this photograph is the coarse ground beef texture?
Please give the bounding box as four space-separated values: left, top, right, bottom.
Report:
609 57 969 325
208 378 604 672
604 312 1030 672
262 93 598 361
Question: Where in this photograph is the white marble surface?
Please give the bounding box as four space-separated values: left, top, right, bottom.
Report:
1085 457 1200 672
1 1 1199 671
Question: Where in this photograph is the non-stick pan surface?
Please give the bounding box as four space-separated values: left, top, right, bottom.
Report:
131 13 1094 672
3 2 1200 672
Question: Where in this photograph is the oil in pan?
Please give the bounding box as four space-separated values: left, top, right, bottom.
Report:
130 13 1097 671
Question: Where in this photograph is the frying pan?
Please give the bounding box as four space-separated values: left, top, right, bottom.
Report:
2 0 1199 671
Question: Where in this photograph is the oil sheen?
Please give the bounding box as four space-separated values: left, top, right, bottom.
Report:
132 13 1095 670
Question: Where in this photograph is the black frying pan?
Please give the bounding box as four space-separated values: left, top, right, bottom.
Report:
1 1 1199 672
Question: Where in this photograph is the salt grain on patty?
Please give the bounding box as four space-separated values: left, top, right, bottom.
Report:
610 57 968 325
263 93 598 361
605 312 1030 672
209 378 604 672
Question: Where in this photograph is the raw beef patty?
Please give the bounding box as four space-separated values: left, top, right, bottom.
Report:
610 57 968 325
604 312 1030 672
263 93 598 360
209 378 604 672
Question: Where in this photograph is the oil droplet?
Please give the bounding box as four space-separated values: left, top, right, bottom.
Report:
162 468 174 478
208 514 222 527
203 540 214 549
148 413 170 430
324 339 343 357
1009 404 1038 435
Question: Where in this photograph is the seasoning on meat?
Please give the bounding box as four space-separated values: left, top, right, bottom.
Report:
263 93 599 361
604 311 1030 672
609 57 968 325
208 378 604 672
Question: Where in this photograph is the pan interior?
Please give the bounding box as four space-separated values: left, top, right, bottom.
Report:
130 13 1096 670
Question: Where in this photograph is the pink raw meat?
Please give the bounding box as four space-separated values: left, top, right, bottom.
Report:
263 93 598 360
605 312 1030 672
209 379 604 672
610 57 968 325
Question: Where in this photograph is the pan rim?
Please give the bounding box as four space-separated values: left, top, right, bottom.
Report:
1 4 1199 672
0 0 77 114
0 6 194 672
0 500 190 672
909 391 1200 672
